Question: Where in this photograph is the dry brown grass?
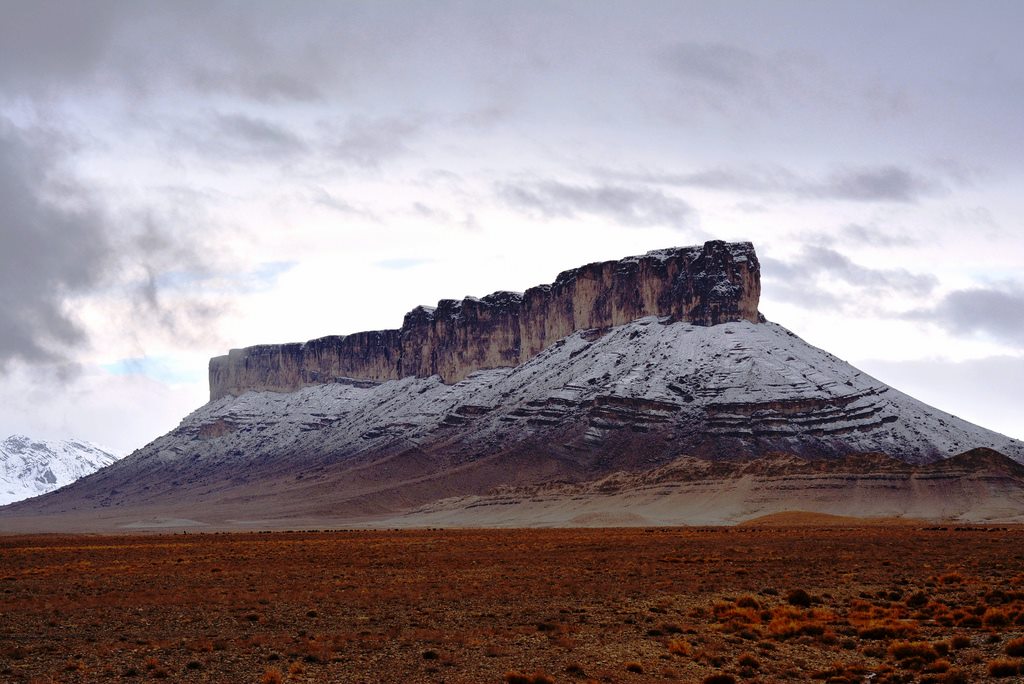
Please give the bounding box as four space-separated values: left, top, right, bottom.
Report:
1006 636 1024 657
987 658 1021 677
1 526 1023 682
260 668 283 684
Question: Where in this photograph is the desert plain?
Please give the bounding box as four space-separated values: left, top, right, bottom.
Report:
2 519 1024 683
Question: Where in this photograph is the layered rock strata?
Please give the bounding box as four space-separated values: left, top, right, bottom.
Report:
209 240 760 400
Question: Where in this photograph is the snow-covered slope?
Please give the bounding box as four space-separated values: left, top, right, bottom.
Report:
0 435 120 506
135 317 1024 468
5 317 1021 530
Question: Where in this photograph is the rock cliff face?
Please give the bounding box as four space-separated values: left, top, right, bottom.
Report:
209 240 760 400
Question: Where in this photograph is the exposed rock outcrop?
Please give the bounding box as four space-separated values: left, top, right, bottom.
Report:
209 240 760 400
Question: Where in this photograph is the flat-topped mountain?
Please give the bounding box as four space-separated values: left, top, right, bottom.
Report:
2 241 1022 531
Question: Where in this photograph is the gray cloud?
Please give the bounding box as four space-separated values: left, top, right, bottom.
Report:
188 67 323 103
797 223 920 250
0 122 112 365
173 112 426 171
174 113 307 163
839 223 917 248
0 120 236 368
0 2 348 104
814 166 940 202
322 116 426 169
311 187 362 215
609 164 943 203
0 0 129 94
212 113 307 158
906 286 1024 347
498 180 693 228
762 245 937 311
656 39 918 128
120 208 230 347
656 166 798 193
657 42 778 110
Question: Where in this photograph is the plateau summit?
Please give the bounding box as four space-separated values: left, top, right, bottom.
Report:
209 240 761 398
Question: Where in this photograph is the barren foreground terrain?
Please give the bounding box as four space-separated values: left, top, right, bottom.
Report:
2 523 1024 683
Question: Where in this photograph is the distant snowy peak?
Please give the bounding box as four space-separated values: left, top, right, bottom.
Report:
0 435 120 506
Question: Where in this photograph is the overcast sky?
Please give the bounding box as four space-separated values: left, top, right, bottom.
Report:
1 0 1022 452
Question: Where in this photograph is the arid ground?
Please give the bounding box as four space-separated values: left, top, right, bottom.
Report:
2 519 1024 683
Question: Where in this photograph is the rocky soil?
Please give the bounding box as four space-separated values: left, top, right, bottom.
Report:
2 526 1024 683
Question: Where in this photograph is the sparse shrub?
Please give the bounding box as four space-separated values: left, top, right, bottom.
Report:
987 659 1021 677
64 659 86 672
736 595 761 610
923 658 951 673
505 672 554 684
786 589 812 607
907 591 929 608
422 650 439 660
949 635 971 650
857 619 919 640
551 635 575 649
1006 636 1024 657
667 639 693 656
938 572 966 585
737 653 760 669
810 664 870 681
889 641 940 662
1 645 27 661
261 668 283 684
765 606 831 640
983 607 1010 628
957 614 982 628
702 675 736 684
939 669 969 684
